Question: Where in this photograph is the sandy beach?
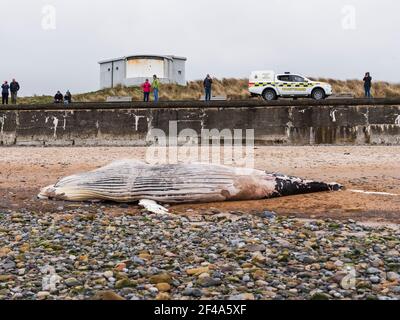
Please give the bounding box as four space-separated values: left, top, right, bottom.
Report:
1 146 399 224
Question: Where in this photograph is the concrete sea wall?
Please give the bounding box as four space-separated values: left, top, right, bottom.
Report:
1 99 400 146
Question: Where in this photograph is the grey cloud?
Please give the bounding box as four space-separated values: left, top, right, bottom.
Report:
0 0 398 96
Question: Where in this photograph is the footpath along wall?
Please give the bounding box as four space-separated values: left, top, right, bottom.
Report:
1 99 400 146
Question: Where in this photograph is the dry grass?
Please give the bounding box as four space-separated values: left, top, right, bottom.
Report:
17 78 400 104
312 78 400 98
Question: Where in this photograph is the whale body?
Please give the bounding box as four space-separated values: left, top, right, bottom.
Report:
38 160 342 204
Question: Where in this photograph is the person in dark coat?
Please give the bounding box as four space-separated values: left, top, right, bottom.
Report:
64 90 72 104
203 74 213 101
10 79 20 104
1 81 10 105
54 91 64 103
363 72 372 98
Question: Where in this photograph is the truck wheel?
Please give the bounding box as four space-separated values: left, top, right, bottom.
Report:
262 89 277 101
312 88 325 100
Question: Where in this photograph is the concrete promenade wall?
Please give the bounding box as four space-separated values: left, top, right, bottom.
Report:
1 99 400 146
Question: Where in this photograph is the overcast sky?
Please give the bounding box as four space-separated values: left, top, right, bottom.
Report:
0 0 398 96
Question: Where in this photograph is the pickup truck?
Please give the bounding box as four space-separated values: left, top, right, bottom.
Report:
249 71 333 101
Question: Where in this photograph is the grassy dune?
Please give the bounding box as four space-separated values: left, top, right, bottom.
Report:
18 78 400 104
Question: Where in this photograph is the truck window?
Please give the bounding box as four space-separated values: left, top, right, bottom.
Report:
277 75 291 82
290 75 305 82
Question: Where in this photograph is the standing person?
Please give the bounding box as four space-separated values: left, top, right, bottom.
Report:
152 75 160 102
10 79 20 104
203 74 213 101
1 81 10 105
363 72 372 98
64 90 72 104
54 91 63 103
141 79 151 102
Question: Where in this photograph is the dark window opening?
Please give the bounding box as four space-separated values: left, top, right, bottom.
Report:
290 75 305 82
108 68 111 72
116 67 119 70
178 70 182 75
277 75 291 82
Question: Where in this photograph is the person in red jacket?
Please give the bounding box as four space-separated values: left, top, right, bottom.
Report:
141 79 151 102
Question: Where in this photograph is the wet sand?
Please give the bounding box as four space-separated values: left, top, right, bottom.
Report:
0 146 399 223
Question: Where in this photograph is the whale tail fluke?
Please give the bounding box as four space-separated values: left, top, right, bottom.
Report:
328 182 343 192
271 173 343 197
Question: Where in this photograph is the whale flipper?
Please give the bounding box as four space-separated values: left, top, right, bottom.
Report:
139 199 170 215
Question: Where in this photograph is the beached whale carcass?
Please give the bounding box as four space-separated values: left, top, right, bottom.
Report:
38 160 342 212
